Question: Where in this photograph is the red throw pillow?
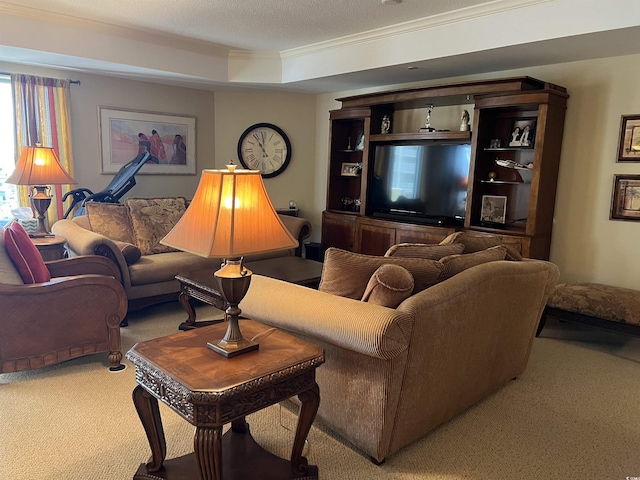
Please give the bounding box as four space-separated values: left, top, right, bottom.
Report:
3 221 51 284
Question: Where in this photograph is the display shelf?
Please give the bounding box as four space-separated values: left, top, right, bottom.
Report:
369 131 472 142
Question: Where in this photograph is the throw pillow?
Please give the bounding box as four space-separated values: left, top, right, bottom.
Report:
437 245 507 282
0 225 24 285
361 264 414 308
125 197 187 255
319 247 443 300
384 242 464 260
113 240 142 265
3 222 51 284
86 202 136 245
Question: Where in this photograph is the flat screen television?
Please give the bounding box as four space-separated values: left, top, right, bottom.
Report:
369 143 471 226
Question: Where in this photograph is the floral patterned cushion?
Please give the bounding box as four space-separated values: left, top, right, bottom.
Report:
125 197 187 255
547 283 640 326
86 202 136 245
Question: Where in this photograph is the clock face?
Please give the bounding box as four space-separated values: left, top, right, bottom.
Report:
237 123 292 178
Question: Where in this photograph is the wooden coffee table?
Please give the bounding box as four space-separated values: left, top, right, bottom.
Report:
176 256 323 331
127 319 324 480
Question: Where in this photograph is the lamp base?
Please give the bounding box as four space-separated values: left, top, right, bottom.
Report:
207 337 259 358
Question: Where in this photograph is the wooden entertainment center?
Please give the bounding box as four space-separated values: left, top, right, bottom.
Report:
322 76 568 260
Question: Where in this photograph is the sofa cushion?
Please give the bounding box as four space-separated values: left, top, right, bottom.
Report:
128 250 222 286
0 225 24 285
113 240 142 265
440 231 523 261
319 247 443 299
125 197 187 255
3 222 50 284
438 245 507 282
85 202 136 244
361 264 414 308
440 231 502 253
385 242 464 260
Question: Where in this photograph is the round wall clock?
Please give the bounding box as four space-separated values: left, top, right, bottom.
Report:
237 123 292 178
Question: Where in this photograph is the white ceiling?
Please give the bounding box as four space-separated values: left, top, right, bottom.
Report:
1 0 640 92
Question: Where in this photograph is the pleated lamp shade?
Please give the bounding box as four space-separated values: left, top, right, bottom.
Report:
161 165 297 258
6 146 77 186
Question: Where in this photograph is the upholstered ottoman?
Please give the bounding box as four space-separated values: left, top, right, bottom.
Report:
537 282 640 337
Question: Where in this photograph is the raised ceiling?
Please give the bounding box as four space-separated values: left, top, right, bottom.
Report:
1 0 640 92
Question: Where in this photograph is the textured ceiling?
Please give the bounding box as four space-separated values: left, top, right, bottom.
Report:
3 0 494 51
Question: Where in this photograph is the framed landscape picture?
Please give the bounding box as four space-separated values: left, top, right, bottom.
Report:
617 114 640 162
610 175 640 221
99 107 196 174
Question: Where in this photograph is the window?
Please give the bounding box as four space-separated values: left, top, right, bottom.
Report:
0 75 17 225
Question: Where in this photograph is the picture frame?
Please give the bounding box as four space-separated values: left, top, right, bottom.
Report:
610 175 640 221
98 107 196 175
481 195 508 225
617 114 640 162
341 162 361 176
507 118 536 148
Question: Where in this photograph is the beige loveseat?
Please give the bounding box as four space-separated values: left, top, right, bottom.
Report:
240 240 559 463
52 197 311 311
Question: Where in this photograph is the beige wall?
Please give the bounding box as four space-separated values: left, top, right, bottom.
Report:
213 91 317 217
4 54 640 289
315 54 640 289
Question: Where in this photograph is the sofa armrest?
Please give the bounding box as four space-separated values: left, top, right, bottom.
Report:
46 255 122 283
278 215 312 257
240 275 412 359
51 219 131 288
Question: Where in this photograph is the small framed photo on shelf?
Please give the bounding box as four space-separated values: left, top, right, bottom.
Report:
507 118 536 148
610 175 640 221
617 114 640 162
341 162 361 176
481 195 507 225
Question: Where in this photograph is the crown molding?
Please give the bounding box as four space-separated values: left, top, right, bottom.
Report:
280 0 552 59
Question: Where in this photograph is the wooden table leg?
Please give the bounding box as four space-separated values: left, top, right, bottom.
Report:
178 290 197 330
290 383 320 476
194 426 223 480
132 385 167 473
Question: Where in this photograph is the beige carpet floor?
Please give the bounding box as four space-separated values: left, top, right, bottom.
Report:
1 301 639 480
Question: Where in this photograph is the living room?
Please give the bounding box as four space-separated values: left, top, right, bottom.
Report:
1 1 640 479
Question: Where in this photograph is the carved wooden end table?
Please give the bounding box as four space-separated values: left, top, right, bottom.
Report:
126 319 324 480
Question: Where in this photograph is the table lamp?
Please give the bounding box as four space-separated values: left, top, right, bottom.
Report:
161 164 297 357
5 144 77 237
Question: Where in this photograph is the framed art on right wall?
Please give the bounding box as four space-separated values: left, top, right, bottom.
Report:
617 114 640 162
610 175 640 221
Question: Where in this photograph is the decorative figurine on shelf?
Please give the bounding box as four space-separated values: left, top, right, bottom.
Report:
488 171 497 182
460 109 470 131
355 131 365 151
346 136 352 150
381 115 391 134
419 104 436 132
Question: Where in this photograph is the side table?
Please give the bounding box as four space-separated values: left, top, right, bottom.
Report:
31 235 66 261
126 319 324 480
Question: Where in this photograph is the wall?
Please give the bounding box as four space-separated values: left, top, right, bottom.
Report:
0 62 317 224
213 91 317 218
315 54 640 290
0 62 215 200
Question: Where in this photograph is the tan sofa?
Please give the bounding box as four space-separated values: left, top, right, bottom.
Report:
52 198 312 311
240 246 559 463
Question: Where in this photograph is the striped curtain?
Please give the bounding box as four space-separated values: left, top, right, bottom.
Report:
11 74 75 226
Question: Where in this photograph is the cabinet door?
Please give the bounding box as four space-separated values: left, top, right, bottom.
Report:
395 225 455 245
356 222 396 256
322 212 357 252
